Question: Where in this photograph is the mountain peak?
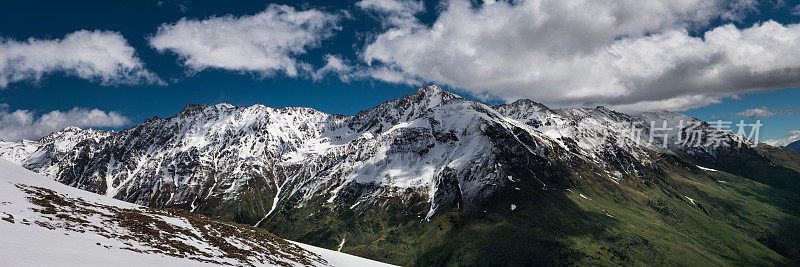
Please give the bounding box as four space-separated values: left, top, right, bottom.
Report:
594 105 610 111
505 99 552 113
180 103 207 113
178 103 236 115
214 102 235 109
61 126 83 132
415 84 444 93
408 85 463 103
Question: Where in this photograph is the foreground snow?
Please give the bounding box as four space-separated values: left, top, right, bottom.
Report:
0 159 393 266
289 241 396 267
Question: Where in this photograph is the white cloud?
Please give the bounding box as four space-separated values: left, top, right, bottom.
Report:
313 55 354 82
720 0 760 21
0 104 130 141
357 0 424 27
361 0 800 112
150 4 341 77
0 30 162 88
732 107 794 118
710 106 797 119
764 129 800 146
367 66 419 85
356 0 423 14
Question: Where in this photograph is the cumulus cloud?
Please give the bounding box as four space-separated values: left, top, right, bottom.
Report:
0 104 130 141
150 4 341 77
764 129 800 146
0 30 162 88
360 0 800 112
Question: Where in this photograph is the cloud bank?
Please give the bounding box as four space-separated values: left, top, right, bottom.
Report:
764 129 800 147
732 107 795 118
0 104 130 141
0 30 162 88
150 4 341 77
361 0 800 112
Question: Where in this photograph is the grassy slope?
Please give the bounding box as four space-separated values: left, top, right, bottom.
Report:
256 161 799 266
409 163 799 266
567 164 800 266
238 145 800 266
756 144 800 174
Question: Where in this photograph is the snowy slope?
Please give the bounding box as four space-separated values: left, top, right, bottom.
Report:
0 140 39 164
288 241 395 267
0 158 394 267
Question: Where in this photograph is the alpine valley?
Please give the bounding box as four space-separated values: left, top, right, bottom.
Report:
2 85 800 266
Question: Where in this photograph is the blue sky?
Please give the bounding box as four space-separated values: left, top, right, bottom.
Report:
0 0 799 143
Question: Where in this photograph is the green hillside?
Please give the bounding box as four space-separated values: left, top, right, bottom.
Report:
256 151 800 266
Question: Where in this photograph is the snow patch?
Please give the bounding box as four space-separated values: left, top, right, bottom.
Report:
696 165 718 172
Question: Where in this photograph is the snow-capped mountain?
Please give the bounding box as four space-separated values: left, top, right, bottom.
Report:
0 158 394 266
0 86 764 220
2 85 799 265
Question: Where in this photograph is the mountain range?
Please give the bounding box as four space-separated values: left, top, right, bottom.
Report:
1 85 799 265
